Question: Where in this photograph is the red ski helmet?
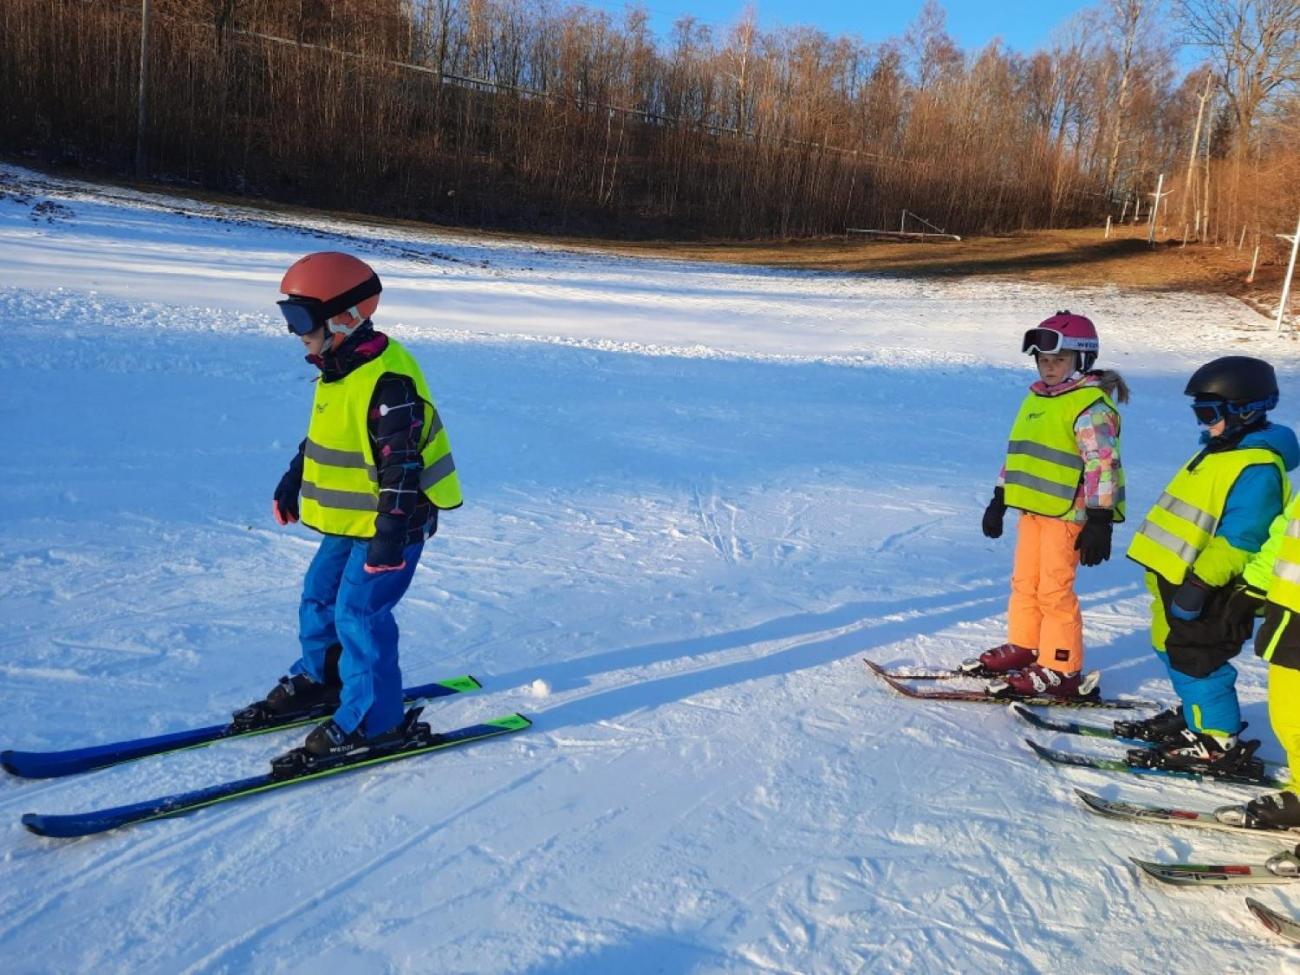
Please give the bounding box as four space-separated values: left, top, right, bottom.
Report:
278 251 381 339
1022 311 1099 371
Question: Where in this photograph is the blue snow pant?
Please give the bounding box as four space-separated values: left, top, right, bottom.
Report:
1146 571 1243 736
293 534 424 737
1156 651 1241 737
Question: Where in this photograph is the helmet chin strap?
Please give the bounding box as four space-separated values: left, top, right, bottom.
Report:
323 308 365 350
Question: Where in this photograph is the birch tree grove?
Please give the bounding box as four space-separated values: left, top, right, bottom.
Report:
0 0 1294 239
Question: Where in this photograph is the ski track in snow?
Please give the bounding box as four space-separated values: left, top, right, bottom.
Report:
1 164 1299 972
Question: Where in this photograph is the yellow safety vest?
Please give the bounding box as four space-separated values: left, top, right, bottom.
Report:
1263 494 1300 614
299 340 462 538
1127 447 1287 586
1003 386 1125 521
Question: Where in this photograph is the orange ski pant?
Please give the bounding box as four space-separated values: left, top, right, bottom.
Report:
1007 511 1084 672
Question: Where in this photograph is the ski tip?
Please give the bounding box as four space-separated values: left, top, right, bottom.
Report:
437 675 482 693
1022 737 1048 755
0 752 66 780
1248 897 1300 942
1073 790 1126 819
1129 858 1170 881
21 813 55 838
488 713 533 732
2 754 84 780
21 812 102 840
1246 897 1285 936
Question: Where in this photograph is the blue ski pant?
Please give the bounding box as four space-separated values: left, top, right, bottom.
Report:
1155 650 1240 737
293 534 424 737
1146 571 1241 736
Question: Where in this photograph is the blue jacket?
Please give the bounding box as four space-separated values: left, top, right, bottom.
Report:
1217 423 1300 555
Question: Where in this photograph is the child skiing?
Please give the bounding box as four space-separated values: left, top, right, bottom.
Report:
1122 356 1297 779
235 251 462 759
968 311 1128 699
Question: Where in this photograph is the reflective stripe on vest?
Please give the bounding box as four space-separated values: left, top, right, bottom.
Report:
1126 447 1287 585
1002 386 1125 520
300 339 463 538
1269 518 1300 614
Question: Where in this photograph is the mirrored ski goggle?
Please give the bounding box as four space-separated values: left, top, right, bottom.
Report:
278 297 328 336
1191 394 1278 426
277 272 382 336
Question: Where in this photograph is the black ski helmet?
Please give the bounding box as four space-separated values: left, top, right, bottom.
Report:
1184 356 1279 426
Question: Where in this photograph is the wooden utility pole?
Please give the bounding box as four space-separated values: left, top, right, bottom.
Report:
1277 208 1300 331
1179 72 1212 236
135 0 151 177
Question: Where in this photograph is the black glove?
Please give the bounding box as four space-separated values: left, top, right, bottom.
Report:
1169 574 1210 621
365 514 407 571
982 487 1007 539
1255 602 1300 666
1223 583 1266 628
1074 508 1113 566
364 538 406 571
272 446 305 526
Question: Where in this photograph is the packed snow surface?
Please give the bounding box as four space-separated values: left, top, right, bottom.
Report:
1 165 1298 973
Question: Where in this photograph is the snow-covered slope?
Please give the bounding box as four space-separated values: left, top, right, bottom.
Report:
1 165 1296 973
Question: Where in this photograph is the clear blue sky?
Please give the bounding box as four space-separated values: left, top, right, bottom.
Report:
577 0 1102 54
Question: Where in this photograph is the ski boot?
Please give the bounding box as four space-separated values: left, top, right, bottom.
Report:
1128 728 1266 782
269 707 432 780
959 643 1036 678
1114 706 1186 743
231 644 343 731
989 664 1100 701
1217 791 1300 831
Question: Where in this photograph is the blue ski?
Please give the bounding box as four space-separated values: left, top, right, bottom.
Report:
22 712 531 838
2 675 481 779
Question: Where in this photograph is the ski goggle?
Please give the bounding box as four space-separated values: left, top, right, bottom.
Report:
1022 327 1097 356
1191 399 1227 426
277 272 382 336
1191 394 1279 426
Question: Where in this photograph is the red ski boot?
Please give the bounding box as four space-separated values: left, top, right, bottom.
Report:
959 643 1036 678
989 664 1100 700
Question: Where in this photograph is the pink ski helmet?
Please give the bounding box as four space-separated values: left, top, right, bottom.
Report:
1021 311 1099 371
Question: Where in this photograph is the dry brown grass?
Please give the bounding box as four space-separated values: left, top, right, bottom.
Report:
24 160 1293 317
582 225 1293 300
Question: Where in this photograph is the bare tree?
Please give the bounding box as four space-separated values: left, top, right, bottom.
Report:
0 0 1213 239
1104 0 1145 191
1179 68 1214 230
1176 0 1300 155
